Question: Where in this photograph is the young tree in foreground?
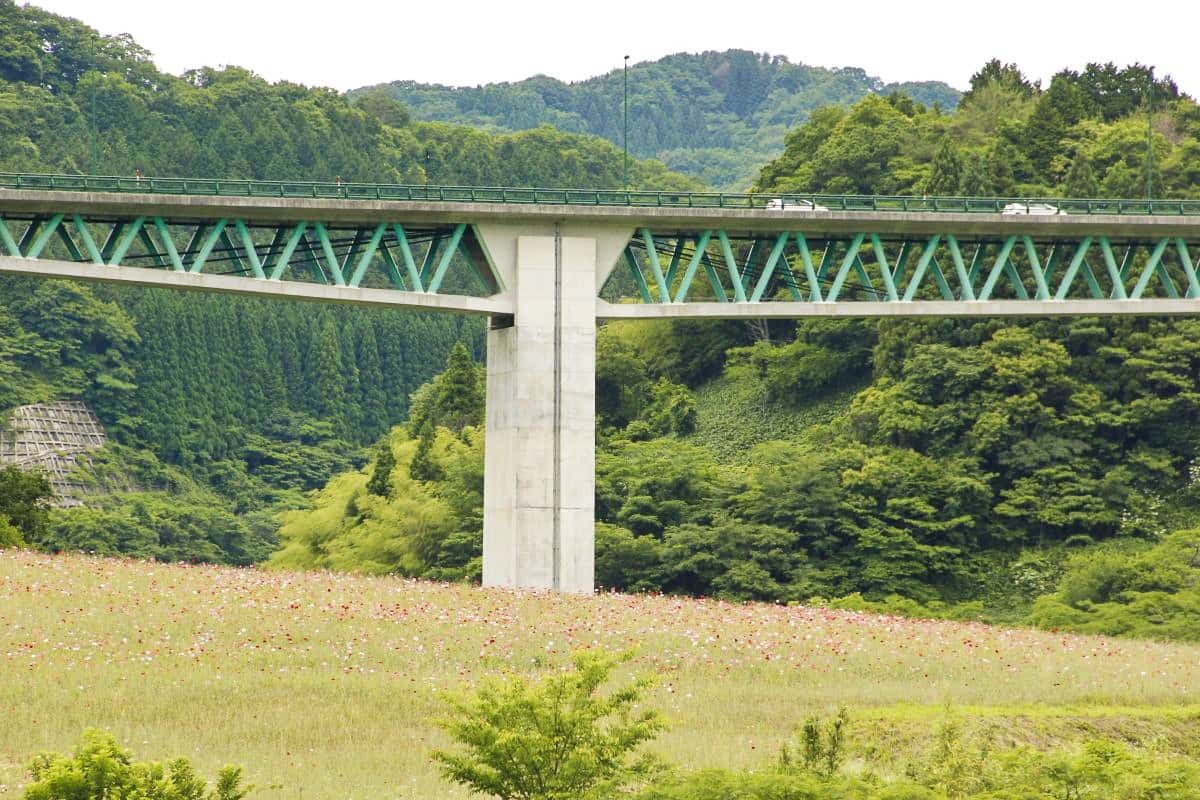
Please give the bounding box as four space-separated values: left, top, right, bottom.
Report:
432 651 664 800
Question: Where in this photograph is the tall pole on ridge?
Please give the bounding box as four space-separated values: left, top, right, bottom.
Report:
1146 67 1154 201
89 39 98 176
623 55 630 194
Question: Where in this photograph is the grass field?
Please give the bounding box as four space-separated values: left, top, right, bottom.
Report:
3 549 1200 798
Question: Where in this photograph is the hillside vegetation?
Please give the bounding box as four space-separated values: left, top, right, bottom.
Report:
358 50 960 189
0 1 699 190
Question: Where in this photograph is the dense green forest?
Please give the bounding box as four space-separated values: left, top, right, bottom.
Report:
357 50 960 190
0 1 700 189
754 60 1195 198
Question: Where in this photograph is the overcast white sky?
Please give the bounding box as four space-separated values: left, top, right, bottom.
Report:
27 0 1200 94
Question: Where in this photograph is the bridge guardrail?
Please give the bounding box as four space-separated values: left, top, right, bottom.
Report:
2 172 1199 216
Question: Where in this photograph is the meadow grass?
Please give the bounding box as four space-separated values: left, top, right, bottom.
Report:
3 549 1199 798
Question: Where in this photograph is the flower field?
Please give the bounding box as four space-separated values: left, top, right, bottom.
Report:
2 549 1199 798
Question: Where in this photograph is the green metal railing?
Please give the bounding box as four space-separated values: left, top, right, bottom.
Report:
3 172 1200 216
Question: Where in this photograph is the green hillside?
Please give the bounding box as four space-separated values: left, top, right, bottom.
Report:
356 50 960 189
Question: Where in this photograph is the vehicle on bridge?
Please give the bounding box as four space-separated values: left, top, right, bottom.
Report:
1002 202 1066 216
765 198 829 212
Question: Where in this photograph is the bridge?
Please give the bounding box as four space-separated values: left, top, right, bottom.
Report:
3 173 1200 593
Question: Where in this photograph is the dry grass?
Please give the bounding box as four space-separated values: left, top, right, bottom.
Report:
2 549 1199 798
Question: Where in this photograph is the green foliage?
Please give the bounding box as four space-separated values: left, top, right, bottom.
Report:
432 650 664 800
408 342 484 435
366 50 958 189
904 719 994 797
685 374 859 464
0 280 139 432
727 319 875 405
596 438 719 537
41 491 271 566
0 464 53 543
595 325 699 437
599 320 755 388
1028 529 1200 640
756 60 1197 199
643 378 697 437
409 422 444 483
270 425 482 579
23 729 247 800
351 89 412 127
780 707 849 779
0 513 23 548
640 708 1200 800
366 439 396 497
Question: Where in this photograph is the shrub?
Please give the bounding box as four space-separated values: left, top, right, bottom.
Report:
23 729 248 800
432 650 665 800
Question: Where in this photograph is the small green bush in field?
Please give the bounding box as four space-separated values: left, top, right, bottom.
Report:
779 707 849 778
432 650 665 800
0 514 23 548
23 729 248 800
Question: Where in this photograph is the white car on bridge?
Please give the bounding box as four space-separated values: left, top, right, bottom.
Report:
1001 202 1067 216
765 198 829 212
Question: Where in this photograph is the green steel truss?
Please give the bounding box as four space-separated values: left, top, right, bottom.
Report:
610 228 1200 304
0 212 503 296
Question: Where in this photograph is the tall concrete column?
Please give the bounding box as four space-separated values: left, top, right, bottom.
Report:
482 231 605 593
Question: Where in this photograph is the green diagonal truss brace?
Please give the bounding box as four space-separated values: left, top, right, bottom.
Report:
0 213 503 297
613 229 1200 304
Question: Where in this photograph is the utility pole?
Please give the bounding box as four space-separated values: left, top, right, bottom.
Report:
623 55 629 194
89 40 98 175
1146 67 1154 201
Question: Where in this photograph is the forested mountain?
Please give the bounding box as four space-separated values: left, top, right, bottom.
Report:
0 0 697 563
0 1 699 189
754 60 1195 198
356 50 960 190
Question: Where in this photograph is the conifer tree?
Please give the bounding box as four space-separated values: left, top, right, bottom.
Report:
366 439 396 497
277 306 306 407
337 316 363 440
1063 153 1099 197
235 302 271 427
353 318 388 441
437 341 484 434
926 140 963 195
312 314 347 431
410 422 444 482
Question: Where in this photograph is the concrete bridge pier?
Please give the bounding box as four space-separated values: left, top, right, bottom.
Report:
480 224 629 593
